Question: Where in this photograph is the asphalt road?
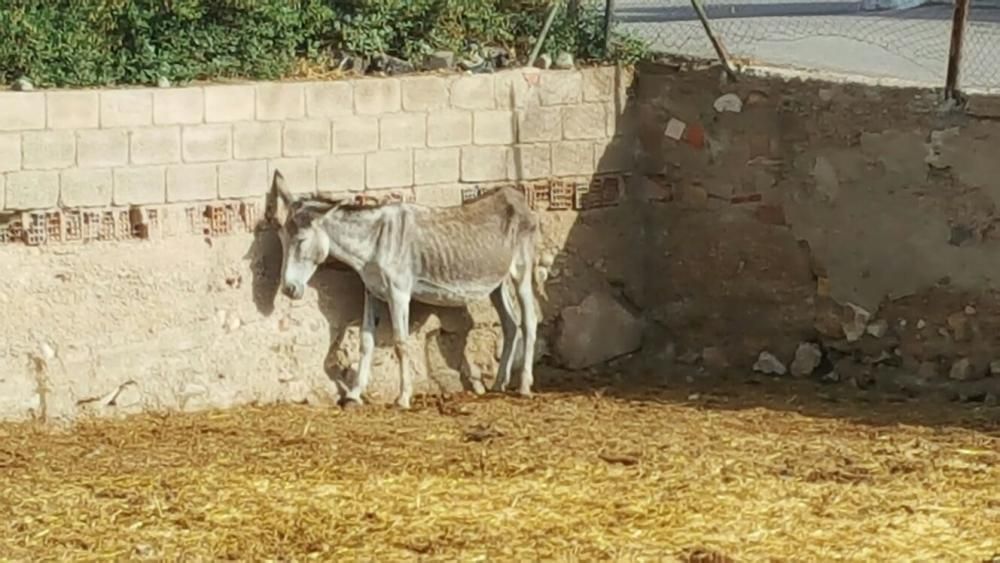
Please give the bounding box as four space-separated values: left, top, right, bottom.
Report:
614 0 1000 90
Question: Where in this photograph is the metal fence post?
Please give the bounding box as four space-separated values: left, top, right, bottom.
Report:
945 0 971 101
604 0 617 56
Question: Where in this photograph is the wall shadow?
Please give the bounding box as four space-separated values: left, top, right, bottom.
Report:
531 62 1000 434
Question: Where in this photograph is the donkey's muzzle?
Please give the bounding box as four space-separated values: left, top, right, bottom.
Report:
282 282 305 300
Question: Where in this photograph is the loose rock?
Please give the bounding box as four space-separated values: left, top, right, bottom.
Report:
790 343 822 377
946 311 970 342
554 292 643 370
423 50 455 71
990 360 1000 376
535 54 553 70
553 52 575 70
949 357 984 381
701 347 729 370
713 93 743 113
866 319 889 338
842 303 871 342
753 351 787 376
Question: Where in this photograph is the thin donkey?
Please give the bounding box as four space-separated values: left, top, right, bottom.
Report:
266 170 546 409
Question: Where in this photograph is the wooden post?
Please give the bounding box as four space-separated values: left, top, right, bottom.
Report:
945 0 971 101
604 0 617 56
691 0 738 82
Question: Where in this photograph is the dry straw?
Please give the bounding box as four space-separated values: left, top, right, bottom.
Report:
0 384 998 561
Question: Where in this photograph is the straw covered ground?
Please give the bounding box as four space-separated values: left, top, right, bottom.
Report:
1 373 998 561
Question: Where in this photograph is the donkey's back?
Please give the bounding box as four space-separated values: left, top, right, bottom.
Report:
391 186 539 306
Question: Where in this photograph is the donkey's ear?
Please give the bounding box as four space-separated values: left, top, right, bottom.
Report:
266 169 295 225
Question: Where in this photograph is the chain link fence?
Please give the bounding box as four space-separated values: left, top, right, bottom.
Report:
610 0 1000 92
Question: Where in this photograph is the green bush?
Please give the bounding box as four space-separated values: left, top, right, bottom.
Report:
0 0 648 88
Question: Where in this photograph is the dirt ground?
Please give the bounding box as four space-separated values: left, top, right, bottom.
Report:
0 369 998 561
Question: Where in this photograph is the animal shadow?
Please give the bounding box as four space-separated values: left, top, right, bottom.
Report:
245 220 484 406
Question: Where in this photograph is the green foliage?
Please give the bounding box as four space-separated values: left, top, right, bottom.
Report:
0 0 650 88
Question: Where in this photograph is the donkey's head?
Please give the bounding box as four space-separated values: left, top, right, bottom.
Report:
266 170 332 300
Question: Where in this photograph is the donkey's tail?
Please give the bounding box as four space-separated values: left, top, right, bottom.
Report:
532 252 550 303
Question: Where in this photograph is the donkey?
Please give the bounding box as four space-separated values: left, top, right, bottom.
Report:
265 170 546 409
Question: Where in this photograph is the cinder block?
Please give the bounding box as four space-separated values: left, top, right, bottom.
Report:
219 160 268 198
130 127 181 165
4 171 59 209
76 130 129 168
100 90 153 128
509 144 551 180
552 141 594 177
267 158 316 193
0 134 21 172
283 120 331 156
366 150 413 189
582 66 615 102
317 154 365 193
595 138 633 173
256 83 305 121
427 111 472 147
0 92 45 131
22 131 76 170
332 116 378 154
540 71 583 106
354 78 401 115
305 82 353 117
461 146 510 182
474 110 515 145
205 85 255 123
414 148 459 185
451 75 495 110
380 113 426 149
113 166 165 205
182 125 232 162
47 91 100 129
516 106 561 142
60 168 112 207
563 104 608 140
415 183 462 207
167 163 218 202
494 69 541 109
154 87 205 125
233 122 282 159
401 76 449 111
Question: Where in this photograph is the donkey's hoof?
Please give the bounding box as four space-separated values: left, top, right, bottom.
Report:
393 398 412 411
341 398 363 411
470 380 487 396
517 389 534 399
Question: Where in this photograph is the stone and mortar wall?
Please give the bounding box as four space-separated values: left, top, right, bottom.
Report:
630 62 1000 397
0 66 636 422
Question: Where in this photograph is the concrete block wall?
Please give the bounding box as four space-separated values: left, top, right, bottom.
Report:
0 67 632 212
0 66 637 423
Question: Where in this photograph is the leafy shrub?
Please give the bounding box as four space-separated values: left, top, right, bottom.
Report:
0 0 649 88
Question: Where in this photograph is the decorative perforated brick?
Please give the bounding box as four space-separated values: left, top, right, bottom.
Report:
186 206 207 235
81 211 102 241
517 183 536 210
63 210 82 242
461 186 481 204
22 212 47 246
239 201 259 232
1 213 24 244
548 181 574 211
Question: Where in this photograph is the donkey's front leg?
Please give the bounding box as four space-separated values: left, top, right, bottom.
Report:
387 290 413 410
345 289 377 406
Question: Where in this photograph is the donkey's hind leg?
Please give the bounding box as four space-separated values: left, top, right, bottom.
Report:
514 253 538 397
388 289 414 410
489 279 521 393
